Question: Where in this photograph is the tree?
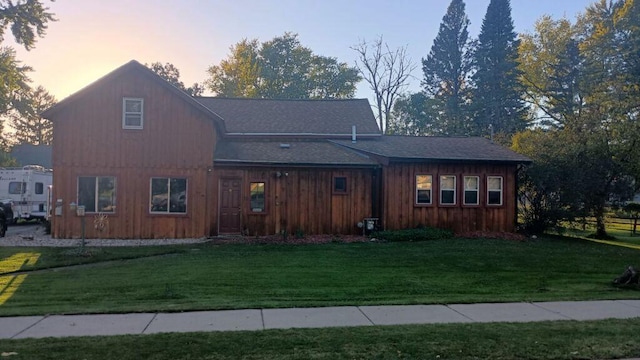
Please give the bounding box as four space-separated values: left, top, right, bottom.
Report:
207 33 360 100
472 0 527 136
147 62 204 96
421 0 474 136
352 36 414 133
0 0 55 51
388 93 434 135
11 85 56 145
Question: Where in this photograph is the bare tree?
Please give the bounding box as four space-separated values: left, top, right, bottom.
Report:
352 36 415 133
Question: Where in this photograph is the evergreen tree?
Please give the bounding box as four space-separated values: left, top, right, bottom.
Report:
421 0 473 135
472 0 527 136
11 86 56 145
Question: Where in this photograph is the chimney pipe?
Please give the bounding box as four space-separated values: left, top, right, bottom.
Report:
352 125 357 143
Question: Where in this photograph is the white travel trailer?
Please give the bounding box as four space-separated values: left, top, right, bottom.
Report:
0 165 53 223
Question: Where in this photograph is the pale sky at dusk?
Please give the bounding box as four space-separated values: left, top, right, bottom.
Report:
7 0 595 101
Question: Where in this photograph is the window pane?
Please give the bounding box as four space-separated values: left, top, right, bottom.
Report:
8 182 25 194
441 176 455 190
78 177 97 212
151 178 168 212
124 114 142 127
35 182 44 194
250 182 265 212
97 177 116 212
464 177 478 190
416 175 432 204
488 177 502 190
442 190 455 204
169 178 187 213
465 191 478 205
334 177 347 193
488 191 502 205
125 99 142 112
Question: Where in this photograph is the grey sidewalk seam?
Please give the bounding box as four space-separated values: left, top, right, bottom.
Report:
11 315 47 339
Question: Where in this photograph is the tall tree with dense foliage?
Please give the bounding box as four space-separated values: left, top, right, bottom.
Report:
147 62 204 96
421 0 473 136
472 0 527 137
11 86 56 145
207 33 360 100
352 36 414 133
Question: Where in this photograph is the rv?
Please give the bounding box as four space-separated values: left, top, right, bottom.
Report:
0 165 53 223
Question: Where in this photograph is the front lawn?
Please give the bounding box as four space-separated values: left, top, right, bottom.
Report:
1 319 639 359
1 236 639 316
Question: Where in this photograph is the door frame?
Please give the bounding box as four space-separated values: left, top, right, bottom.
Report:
218 177 242 234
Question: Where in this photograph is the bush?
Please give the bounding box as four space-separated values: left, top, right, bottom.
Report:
371 227 453 242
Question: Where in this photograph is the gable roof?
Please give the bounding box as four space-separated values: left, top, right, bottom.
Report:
41 60 226 130
215 140 378 167
332 136 531 164
196 97 380 137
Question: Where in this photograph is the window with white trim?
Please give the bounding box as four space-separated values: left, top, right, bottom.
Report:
440 175 456 205
463 176 479 205
487 176 503 206
123 97 143 129
415 175 432 205
77 176 116 213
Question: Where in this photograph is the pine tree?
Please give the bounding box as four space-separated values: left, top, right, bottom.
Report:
472 0 527 137
421 0 473 135
11 86 56 145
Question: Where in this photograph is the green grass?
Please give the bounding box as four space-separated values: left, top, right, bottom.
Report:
1 319 640 359
2 236 640 316
557 217 640 245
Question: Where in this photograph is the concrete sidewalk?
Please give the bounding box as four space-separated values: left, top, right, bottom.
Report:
2 300 640 339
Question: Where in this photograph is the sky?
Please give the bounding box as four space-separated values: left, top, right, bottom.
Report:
6 0 596 101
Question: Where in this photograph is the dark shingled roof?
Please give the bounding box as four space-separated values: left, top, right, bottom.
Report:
332 136 531 163
215 140 378 166
196 97 381 136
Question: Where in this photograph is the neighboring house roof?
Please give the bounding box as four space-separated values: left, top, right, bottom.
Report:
215 140 378 167
332 136 532 164
196 97 381 137
41 60 226 131
10 144 52 168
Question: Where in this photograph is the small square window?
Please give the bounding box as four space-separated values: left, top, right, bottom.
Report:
440 175 456 205
333 176 347 194
415 175 432 205
123 98 144 129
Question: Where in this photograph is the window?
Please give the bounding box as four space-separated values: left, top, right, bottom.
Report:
464 176 479 205
78 176 116 213
415 175 432 205
35 182 44 195
333 176 347 194
440 175 456 205
150 177 187 213
123 97 143 129
250 182 265 213
487 176 503 206
8 182 25 194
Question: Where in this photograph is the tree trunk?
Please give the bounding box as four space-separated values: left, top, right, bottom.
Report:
594 206 608 239
634 217 638 236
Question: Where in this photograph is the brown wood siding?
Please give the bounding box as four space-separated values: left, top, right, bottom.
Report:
212 167 374 236
382 162 518 233
50 71 216 239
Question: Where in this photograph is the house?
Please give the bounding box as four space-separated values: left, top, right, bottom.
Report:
42 60 531 239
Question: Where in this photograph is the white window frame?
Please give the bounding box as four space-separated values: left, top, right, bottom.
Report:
122 97 144 129
487 176 504 206
440 175 457 205
415 175 432 205
463 176 480 205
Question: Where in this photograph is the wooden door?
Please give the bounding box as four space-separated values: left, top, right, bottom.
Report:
219 178 242 234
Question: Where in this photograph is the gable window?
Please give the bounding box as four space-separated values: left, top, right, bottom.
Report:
487 176 503 206
250 182 265 213
463 176 479 205
150 177 187 213
415 175 432 205
333 176 348 194
123 97 144 129
78 176 116 213
440 175 456 205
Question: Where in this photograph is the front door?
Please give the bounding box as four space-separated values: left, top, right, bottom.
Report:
219 178 242 234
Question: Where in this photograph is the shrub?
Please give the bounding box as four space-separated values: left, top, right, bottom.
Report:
371 227 453 242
